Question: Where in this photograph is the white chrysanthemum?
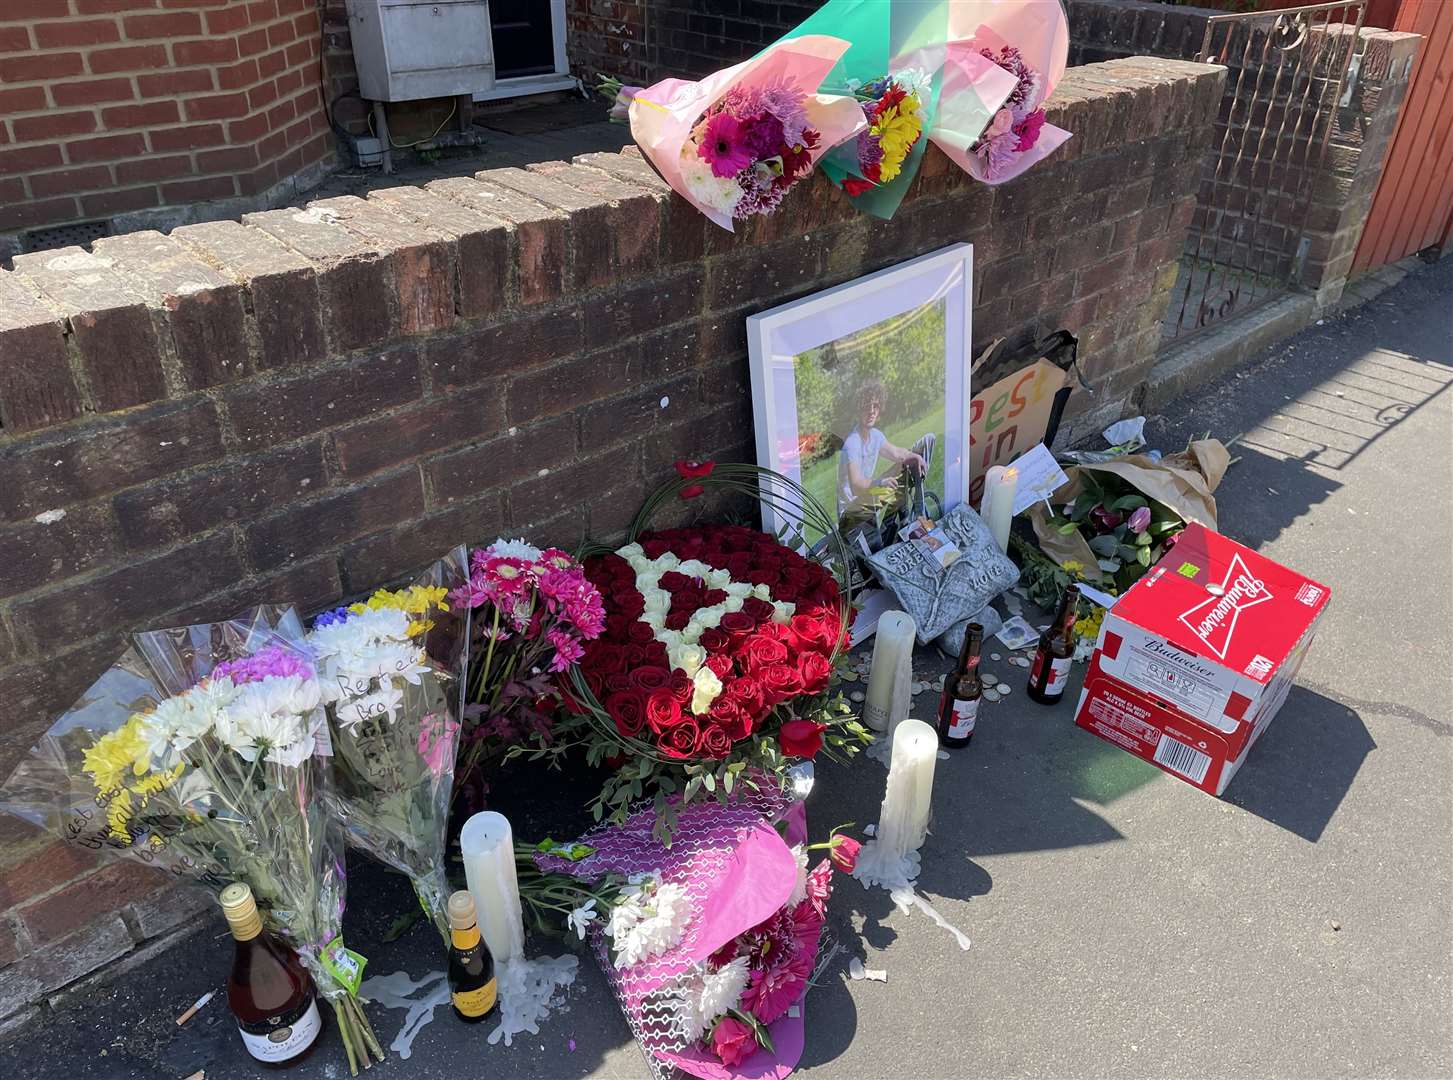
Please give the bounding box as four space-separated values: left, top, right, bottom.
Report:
607 876 691 969
680 143 743 215
137 695 193 769
568 899 599 941
217 676 318 764
787 844 809 907
678 956 751 1041
489 538 542 561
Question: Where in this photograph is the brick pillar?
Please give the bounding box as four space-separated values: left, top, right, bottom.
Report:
1299 27 1421 308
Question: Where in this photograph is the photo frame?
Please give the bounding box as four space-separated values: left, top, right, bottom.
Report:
746 244 973 553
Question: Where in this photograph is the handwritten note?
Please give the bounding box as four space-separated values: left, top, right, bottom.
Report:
1008 443 1070 515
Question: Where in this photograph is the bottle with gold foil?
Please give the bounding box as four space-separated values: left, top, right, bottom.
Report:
447 890 498 1023
219 882 322 1067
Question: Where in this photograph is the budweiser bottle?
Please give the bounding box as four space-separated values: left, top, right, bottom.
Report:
1027 586 1080 705
936 622 984 748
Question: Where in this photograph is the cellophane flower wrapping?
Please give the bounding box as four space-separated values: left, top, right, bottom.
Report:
774 0 957 218
623 35 868 231
0 607 354 1000
931 1 1073 184
308 547 469 938
537 787 831 1080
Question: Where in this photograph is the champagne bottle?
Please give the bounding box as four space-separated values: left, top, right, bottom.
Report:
1028 586 1080 705
219 882 321 1067
936 622 984 748
447 891 498 1023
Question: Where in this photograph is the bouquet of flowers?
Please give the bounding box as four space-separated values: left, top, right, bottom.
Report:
447 539 606 805
547 463 869 839
931 9 1072 184
0 609 383 1073
600 35 867 230
838 71 931 199
307 548 468 937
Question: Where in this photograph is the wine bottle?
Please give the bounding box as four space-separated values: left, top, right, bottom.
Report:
1027 586 1080 705
219 882 322 1067
936 622 984 748
447 890 498 1023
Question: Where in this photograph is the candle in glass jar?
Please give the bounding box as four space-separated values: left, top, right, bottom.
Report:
460 811 524 964
981 465 1018 553
863 611 916 733
875 718 939 858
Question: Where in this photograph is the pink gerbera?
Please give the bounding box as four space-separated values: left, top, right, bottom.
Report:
698 111 753 177
739 946 813 1025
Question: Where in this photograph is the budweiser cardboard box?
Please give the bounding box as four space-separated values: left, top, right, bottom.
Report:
1073 523 1331 796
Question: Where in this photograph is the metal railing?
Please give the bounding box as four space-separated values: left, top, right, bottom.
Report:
1167 1 1367 343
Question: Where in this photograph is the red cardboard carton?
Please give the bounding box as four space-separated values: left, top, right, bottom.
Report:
1072 523 1331 795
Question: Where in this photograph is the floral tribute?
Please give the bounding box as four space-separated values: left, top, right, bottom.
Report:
598 35 867 231
0 608 383 1073
969 44 1047 180
306 549 468 939
840 71 928 198
448 539 606 805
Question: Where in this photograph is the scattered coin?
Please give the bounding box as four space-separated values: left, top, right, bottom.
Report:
990 653 1002 661
849 690 866 703
983 688 1001 703
996 683 1011 695
1330 920 1341 932
934 676 946 690
911 681 925 695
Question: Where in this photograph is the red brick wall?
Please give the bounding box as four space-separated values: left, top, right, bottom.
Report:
0 0 334 243
0 56 1225 1024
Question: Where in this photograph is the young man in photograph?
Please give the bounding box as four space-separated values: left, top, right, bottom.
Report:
837 378 933 521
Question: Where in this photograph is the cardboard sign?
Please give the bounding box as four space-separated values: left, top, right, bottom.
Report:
968 358 1066 507
1072 523 1331 797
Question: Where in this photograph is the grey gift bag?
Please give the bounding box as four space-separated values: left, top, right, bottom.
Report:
866 504 1019 644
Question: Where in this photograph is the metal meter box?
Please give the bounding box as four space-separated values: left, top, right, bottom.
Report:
346 0 495 102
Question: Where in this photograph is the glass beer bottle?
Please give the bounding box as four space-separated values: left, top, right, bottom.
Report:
1028 586 1080 705
937 622 984 748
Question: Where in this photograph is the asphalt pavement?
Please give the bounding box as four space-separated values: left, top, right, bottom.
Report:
2 258 1450 1079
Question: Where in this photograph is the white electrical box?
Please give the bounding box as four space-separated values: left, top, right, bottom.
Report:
346 0 495 102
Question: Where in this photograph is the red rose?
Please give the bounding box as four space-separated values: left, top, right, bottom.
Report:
668 669 693 705
621 644 647 666
627 621 657 645
704 653 733 679
779 718 827 758
702 588 727 606
586 643 627 674
664 608 691 631
699 627 731 652
605 690 648 738
797 651 833 695
760 663 804 705
738 635 789 673
746 567 780 589
659 571 692 591
790 612 839 654
742 596 775 622
830 833 862 873
724 675 765 716
709 701 753 741
642 539 671 558
629 665 671 692
724 553 753 578
645 688 685 734
674 459 715 480
719 610 757 640
758 621 800 650
584 670 607 700
658 717 701 760
604 673 633 694
696 723 733 758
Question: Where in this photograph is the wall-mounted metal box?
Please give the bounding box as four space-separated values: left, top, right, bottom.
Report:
346 0 495 102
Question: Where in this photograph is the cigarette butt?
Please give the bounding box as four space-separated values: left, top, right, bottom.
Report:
175 990 215 1026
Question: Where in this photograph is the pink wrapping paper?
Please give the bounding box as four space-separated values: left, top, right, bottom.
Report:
627 36 869 231
931 0 1073 184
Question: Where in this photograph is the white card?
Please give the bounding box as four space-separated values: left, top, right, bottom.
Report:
1076 583 1119 610
1007 443 1071 515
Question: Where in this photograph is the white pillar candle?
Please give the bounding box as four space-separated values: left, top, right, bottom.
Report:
863 611 916 733
875 719 939 858
981 465 1019 554
460 811 525 963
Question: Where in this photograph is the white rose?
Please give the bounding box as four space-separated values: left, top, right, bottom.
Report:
772 601 796 624
677 559 709 577
724 582 753 599
616 542 644 559
694 605 726 630
642 589 671 615
627 554 651 573
723 596 745 614
690 666 723 716
657 629 683 652
654 553 681 572
668 643 706 677
705 569 732 589
751 583 772 601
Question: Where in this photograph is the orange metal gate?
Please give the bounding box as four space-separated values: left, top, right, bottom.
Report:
1352 0 1453 271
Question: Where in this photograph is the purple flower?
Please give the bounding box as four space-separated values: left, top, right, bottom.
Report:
312 606 353 629
212 644 313 685
698 111 753 177
1128 507 1152 533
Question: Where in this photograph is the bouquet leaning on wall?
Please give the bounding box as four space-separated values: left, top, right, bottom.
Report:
0 607 384 1074
541 462 871 840
306 547 469 939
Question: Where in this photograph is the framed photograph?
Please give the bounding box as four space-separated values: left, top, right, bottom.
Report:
746 244 973 552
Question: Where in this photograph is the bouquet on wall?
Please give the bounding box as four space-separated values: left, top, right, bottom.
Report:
307 548 468 937
931 6 1073 184
600 35 867 230
0 609 383 1073
837 70 932 200
542 462 870 840
447 539 606 808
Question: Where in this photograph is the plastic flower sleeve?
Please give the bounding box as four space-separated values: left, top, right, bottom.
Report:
0 606 380 1071
310 547 470 937
930 0 1073 184
625 35 868 231
775 0 958 219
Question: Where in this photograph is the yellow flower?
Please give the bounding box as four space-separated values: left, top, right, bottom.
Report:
133 763 184 802
1061 560 1085 575
871 94 923 182
350 585 449 619
82 716 151 794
